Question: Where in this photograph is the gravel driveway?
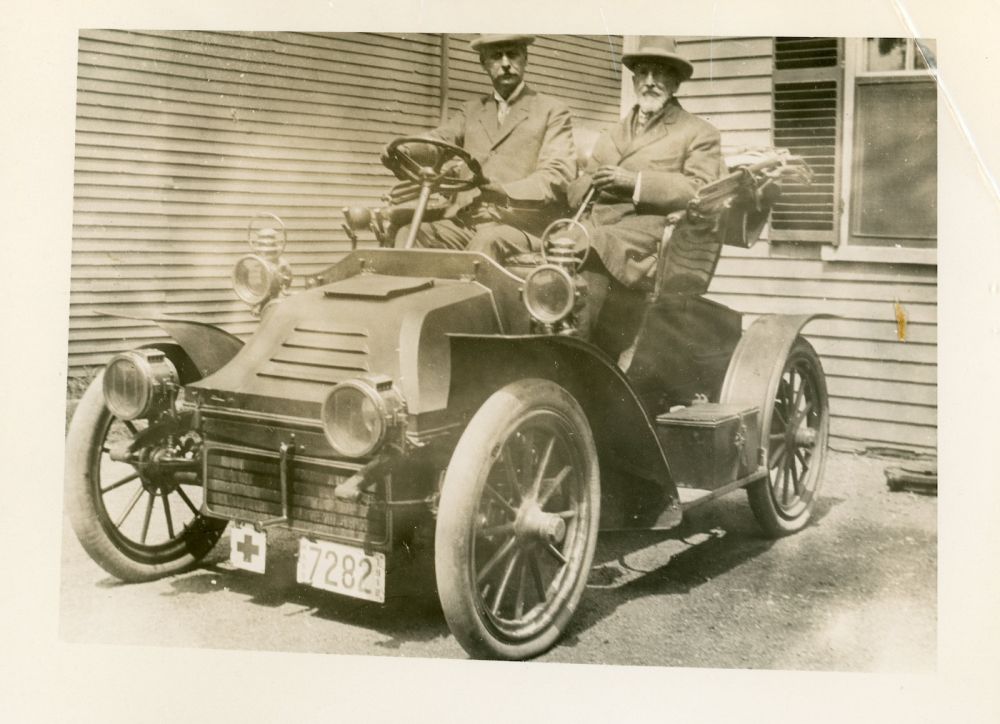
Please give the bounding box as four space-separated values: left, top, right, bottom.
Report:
59 449 936 670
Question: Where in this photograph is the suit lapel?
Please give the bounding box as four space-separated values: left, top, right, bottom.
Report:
489 87 534 150
609 110 632 161
475 96 500 146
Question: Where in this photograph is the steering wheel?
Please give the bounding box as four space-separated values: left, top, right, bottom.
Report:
383 136 486 194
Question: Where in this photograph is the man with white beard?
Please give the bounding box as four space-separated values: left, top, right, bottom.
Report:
565 36 725 352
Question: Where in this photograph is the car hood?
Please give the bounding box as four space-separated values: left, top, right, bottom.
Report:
188 274 501 417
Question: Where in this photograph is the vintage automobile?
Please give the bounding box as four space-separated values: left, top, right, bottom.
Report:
65 137 828 660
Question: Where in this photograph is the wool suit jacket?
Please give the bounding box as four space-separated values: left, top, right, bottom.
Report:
429 86 577 210
567 99 725 287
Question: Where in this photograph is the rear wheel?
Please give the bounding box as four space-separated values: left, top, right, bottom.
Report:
746 338 830 536
65 352 227 582
435 379 600 660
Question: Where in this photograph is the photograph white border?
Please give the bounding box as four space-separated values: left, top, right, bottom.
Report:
1 0 998 721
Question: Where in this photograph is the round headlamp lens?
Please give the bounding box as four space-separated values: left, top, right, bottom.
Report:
523 265 575 324
321 383 386 458
102 350 179 421
103 353 153 420
233 255 276 305
104 355 152 420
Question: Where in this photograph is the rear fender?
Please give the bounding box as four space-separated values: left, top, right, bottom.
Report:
448 335 680 527
94 310 244 378
719 313 833 462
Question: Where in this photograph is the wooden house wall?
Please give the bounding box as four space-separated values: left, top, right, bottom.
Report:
70 32 936 454
677 37 937 454
70 32 624 373
71 31 442 371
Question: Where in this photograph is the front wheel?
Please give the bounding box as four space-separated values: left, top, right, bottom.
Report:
746 338 830 537
65 370 227 582
435 379 600 660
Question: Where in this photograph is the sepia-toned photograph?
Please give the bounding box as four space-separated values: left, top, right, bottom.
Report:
58 30 940 669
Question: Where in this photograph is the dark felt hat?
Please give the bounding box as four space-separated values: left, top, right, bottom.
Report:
469 34 536 51
622 36 694 81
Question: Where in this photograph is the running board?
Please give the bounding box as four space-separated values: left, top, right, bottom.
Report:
599 467 768 533
677 467 769 511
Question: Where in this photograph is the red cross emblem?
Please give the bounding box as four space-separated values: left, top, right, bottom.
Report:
236 534 260 562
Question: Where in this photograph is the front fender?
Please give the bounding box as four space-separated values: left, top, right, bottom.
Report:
94 310 244 378
448 334 680 525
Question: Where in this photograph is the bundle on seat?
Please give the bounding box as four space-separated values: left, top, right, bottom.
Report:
652 149 800 296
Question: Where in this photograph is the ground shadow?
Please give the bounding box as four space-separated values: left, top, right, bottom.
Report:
164 532 451 650
558 492 844 652
158 493 844 658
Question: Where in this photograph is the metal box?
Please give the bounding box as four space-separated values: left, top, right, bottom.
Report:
655 403 760 490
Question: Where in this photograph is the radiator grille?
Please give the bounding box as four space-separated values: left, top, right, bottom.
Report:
204 448 387 544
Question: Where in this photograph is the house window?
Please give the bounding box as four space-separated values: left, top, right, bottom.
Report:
840 38 937 260
770 37 938 264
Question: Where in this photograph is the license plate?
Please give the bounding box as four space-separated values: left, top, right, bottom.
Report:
229 522 267 574
296 538 386 603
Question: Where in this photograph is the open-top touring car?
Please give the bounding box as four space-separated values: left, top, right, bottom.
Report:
66 136 829 660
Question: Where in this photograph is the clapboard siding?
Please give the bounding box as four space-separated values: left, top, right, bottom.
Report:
70 32 937 455
677 36 938 455
679 37 774 152
70 30 445 373
70 32 626 375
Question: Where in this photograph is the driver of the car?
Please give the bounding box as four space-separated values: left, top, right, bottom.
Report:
391 34 577 250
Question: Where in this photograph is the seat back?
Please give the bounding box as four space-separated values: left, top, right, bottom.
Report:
650 153 788 297
572 126 602 171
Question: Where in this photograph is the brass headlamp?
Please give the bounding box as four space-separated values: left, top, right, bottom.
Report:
233 212 292 312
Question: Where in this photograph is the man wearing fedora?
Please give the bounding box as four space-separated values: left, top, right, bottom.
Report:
567 36 725 351
394 34 577 250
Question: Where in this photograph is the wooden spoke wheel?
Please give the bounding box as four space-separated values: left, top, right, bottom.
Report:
747 338 830 536
435 379 600 660
65 354 227 582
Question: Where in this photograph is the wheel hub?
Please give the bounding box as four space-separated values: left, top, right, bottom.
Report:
785 411 816 450
514 504 566 544
794 426 817 447
130 442 200 494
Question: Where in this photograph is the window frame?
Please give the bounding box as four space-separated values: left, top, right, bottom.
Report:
824 37 937 265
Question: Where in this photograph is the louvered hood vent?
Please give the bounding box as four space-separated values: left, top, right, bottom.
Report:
256 321 370 386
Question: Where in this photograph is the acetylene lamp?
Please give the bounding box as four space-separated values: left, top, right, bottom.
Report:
522 219 590 333
102 348 179 421
233 213 293 310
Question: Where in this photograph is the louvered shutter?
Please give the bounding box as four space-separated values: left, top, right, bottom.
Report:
770 37 842 242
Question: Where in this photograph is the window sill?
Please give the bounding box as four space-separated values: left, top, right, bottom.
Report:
820 244 937 266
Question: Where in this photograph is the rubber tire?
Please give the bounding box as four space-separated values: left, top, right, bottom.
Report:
746 338 830 537
435 379 600 660
65 370 227 582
